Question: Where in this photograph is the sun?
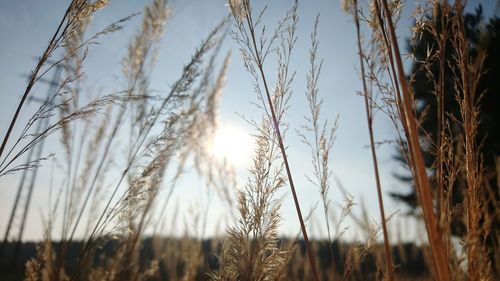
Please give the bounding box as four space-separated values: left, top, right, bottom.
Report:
210 122 253 168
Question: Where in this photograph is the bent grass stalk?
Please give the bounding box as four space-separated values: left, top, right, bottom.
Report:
0 1 73 159
0 0 108 160
77 17 228 268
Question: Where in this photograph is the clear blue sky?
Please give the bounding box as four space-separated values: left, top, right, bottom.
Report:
0 0 495 241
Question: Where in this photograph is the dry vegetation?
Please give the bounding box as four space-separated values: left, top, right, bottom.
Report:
0 0 498 280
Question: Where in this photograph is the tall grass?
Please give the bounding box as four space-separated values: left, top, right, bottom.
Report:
0 0 498 280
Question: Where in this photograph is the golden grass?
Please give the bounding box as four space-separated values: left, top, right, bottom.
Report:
0 0 498 280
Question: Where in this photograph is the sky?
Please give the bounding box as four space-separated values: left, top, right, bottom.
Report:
0 0 496 242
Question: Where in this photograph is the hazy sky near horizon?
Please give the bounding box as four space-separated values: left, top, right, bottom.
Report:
0 0 495 242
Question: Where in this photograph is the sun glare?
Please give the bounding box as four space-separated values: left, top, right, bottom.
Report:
211 123 253 168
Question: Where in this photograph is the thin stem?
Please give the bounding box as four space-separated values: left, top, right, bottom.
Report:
353 1 394 280
243 7 320 281
376 0 450 279
0 0 75 159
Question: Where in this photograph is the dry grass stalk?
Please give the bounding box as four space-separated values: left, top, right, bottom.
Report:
449 1 490 278
345 0 395 280
298 13 340 278
368 0 450 279
228 1 320 279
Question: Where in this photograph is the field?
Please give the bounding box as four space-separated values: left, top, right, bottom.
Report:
0 0 499 280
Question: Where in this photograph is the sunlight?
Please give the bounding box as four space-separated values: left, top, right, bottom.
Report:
210 122 253 168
